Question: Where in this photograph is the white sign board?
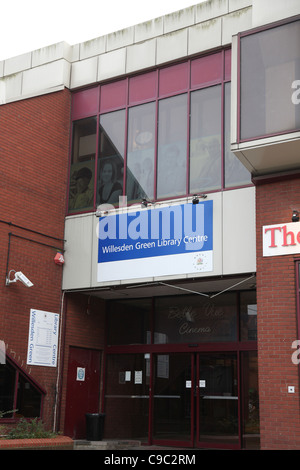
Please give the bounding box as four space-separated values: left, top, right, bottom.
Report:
263 221 300 257
97 201 213 282
27 309 59 367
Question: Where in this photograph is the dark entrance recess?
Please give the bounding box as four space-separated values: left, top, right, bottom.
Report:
103 291 259 449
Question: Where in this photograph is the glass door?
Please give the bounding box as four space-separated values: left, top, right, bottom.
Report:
104 354 150 442
196 353 239 448
152 353 193 446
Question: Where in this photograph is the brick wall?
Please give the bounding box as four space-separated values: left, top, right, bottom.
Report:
0 89 71 430
256 175 300 449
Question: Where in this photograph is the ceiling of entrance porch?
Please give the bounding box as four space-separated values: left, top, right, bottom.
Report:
81 274 256 300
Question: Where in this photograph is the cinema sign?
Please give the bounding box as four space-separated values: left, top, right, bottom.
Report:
263 222 300 257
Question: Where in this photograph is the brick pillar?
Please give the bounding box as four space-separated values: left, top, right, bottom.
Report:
256 175 300 449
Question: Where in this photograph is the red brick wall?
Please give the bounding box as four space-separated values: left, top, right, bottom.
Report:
256 175 300 449
0 89 71 430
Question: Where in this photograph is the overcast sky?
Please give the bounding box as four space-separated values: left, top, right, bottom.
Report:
0 0 204 61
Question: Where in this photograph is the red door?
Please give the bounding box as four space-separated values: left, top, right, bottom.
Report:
64 347 101 439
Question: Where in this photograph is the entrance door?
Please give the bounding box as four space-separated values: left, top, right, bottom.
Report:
64 347 101 439
153 353 193 446
196 353 239 448
152 352 239 448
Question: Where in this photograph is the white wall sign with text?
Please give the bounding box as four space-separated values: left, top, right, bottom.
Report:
97 201 213 282
27 309 60 367
263 221 300 257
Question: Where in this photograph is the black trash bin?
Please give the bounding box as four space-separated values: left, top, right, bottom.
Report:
85 413 105 441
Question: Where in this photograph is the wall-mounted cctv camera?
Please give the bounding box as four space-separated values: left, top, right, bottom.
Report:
6 270 34 287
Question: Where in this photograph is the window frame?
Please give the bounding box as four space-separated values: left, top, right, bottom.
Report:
67 48 252 215
237 15 300 144
0 353 45 422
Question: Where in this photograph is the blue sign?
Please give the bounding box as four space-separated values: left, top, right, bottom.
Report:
97 200 213 282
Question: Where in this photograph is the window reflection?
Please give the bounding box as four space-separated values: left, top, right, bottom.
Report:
0 360 43 419
240 291 257 341
224 83 251 187
97 110 125 206
154 293 237 344
240 20 300 140
190 86 221 193
68 117 96 212
157 94 187 199
126 102 155 203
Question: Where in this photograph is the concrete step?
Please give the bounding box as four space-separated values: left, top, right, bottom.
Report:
74 439 142 450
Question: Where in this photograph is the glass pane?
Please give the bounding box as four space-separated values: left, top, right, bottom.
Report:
198 353 238 445
154 294 237 344
107 299 151 345
104 354 149 441
224 83 251 187
68 117 96 212
240 291 257 341
16 375 41 418
0 362 16 417
241 352 260 449
240 20 300 140
97 110 125 207
157 94 187 199
153 353 191 442
189 86 221 193
126 102 155 203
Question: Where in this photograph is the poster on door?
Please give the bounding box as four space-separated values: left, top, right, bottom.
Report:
27 309 60 367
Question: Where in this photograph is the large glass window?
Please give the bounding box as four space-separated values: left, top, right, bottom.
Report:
240 291 257 341
0 359 43 420
106 291 257 346
97 110 125 206
154 293 237 344
68 50 252 214
126 102 156 203
240 19 300 140
68 117 97 212
157 94 187 199
224 83 251 187
190 86 221 193
107 299 151 345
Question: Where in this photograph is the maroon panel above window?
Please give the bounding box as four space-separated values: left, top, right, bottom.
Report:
72 87 99 120
129 71 157 105
100 79 127 112
159 62 189 97
191 52 222 88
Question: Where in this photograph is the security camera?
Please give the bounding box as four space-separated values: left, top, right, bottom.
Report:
6 270 34 287
15 271 34 287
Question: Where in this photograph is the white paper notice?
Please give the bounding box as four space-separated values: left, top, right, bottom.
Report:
27 309 59 367
134 371 143 384
125 371 131 382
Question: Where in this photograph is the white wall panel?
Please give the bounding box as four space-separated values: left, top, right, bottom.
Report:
222 186 256 274
62 214 94 290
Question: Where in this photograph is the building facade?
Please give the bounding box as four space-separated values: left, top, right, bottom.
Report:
0 0 300 450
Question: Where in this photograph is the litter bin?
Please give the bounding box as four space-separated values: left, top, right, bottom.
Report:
85 413 105 441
